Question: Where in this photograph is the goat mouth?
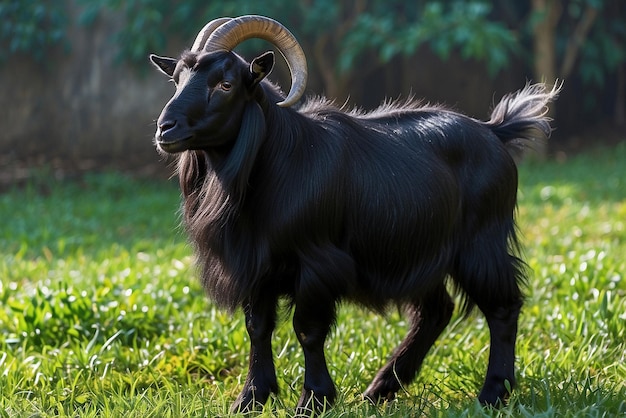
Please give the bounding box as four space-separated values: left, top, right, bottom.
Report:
157 137 194 153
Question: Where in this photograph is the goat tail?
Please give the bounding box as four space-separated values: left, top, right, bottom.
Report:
485 81 561 158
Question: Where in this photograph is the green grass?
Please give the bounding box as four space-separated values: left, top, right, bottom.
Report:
1 144 625 417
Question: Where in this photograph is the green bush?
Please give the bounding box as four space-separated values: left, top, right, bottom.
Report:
0 1 68 62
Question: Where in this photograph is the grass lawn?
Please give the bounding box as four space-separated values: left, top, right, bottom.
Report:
1 144 625 417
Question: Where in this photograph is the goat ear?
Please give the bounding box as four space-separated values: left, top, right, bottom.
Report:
248 51 275 87
150 54 178 77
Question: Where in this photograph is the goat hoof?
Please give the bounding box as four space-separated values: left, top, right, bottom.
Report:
363 376 399 404
230 390 269 414
230 400 261 414
363 390 396 404
477 378 513 407
478 392 509 408
295 389 333 416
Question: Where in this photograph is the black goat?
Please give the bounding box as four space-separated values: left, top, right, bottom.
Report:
150 15 558 414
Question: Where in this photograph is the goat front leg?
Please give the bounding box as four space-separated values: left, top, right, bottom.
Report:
231 293 279 413
292 297 337 415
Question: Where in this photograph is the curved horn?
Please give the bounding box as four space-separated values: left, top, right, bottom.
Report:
204 15 307 107
190 17 232 52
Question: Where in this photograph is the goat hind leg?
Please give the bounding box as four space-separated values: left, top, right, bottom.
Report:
476 301 521 406
455 244 524 406
364 286 454 403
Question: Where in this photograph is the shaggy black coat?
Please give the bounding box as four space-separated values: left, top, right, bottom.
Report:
178 83 548 314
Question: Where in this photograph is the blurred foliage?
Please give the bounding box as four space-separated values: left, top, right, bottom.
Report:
0 0 68 63
558 0 626 86
1 0 624 93
338 1 517 75
76 0 517 76
77 0 301 65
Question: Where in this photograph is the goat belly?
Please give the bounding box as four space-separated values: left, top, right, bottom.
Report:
346 191 459 304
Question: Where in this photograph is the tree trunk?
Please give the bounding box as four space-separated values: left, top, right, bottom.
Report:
616 63 625 127
531 0 562 156
531 0 561 87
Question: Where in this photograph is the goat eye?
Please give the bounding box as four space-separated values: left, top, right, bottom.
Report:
219 81 232 91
